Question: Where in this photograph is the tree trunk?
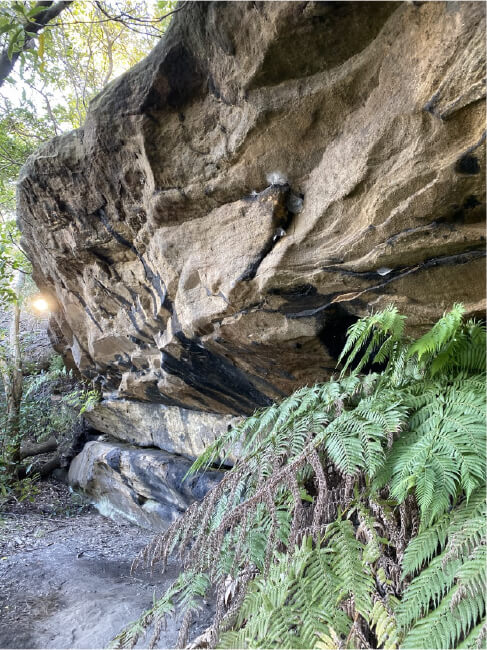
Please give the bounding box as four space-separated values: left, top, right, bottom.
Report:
0 272 24 467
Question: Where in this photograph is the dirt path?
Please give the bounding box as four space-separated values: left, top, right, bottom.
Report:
0 482 211 649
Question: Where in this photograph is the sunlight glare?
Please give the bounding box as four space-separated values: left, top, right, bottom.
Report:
32 297 49 313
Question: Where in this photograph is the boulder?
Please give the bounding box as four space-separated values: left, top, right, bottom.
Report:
17 1 485 418
68 440 223 530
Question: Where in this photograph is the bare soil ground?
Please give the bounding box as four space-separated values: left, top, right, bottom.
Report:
0 481 212 649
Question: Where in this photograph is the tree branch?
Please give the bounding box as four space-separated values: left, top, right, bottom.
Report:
20 436 58 459
0 1 73 88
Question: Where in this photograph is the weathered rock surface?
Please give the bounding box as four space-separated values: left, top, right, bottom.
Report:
68 440 223 530
84 399 238 458
18 2 486 416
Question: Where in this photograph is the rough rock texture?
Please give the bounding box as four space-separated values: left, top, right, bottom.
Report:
73 400 236 528
84 399 238 458
68 440 223 530
18 2 486 417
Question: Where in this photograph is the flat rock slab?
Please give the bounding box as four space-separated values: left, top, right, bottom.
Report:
0 506 210 648
84 398 239 458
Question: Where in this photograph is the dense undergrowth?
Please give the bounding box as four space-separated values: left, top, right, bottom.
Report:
0 354 98 502
114 304 486 649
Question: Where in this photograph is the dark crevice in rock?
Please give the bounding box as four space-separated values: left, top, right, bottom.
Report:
238 183 298 282
96 207 172 319
384 219 463 246
142 44 205 113
105 447 122 471
71 290 103 333
454 131 486 174
317 304 359 361
285 249 487 319
140 258 173 315
95 207 139 255
455 154 481 175
94 279 132 309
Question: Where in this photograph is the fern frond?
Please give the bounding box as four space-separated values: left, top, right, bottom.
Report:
220 540 351 649
397 554 461 628
325 518 374 617
402 589 485 649
399 490 486 648
370 597 401 649
452 544 487 605
408 303 465 363
385 378 486 522
457 620 487 649
338 304 406 377
401 511 450 578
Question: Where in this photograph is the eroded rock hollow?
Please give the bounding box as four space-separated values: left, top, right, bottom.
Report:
17 2 486 526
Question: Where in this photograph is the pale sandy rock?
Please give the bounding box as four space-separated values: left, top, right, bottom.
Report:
17 1 486 416
84 399 239 458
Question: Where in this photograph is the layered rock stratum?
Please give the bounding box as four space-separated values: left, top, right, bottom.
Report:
17 2 486 526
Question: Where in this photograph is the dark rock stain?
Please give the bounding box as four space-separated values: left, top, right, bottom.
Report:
317 304 359 361
105 448 121 471
238 184 297 283
160 332 273 413
141 45 204 113
71 290 103 333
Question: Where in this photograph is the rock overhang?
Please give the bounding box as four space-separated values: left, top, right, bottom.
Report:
17 1 486 416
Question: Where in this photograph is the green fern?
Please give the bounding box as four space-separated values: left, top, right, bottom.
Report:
219 537 353 649
402 590 485 649
113 304 486 649
398 489 486 648
338 304 406 377
401 510 450 577
408 303 465 358
407 304 486 378
457 620 487 649
370 597 401 649
325 517 374 617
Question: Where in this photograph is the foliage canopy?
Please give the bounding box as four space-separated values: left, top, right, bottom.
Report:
0 0 177 218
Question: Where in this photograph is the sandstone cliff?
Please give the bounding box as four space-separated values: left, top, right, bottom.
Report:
16 2 486 527
18 1 485 416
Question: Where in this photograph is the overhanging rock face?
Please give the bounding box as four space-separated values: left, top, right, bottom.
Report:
18 1 486 416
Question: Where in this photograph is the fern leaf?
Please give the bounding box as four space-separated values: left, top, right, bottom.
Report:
370 598 400 649
402 590 485 649
338 305 406 376
407 303 465 362
457 620 487 649
325 518 374 618
401 511 450 578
